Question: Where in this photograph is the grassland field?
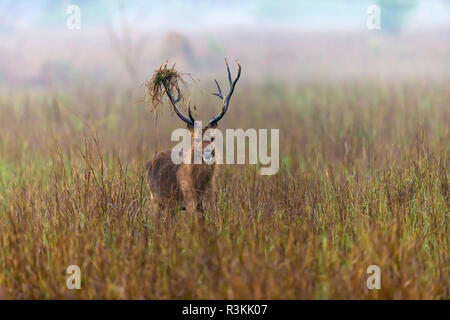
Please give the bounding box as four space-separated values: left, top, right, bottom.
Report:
0 79 448 299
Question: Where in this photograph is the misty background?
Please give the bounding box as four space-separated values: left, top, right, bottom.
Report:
0 0 449 87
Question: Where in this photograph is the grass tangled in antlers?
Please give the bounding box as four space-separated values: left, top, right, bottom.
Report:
146 62 184 113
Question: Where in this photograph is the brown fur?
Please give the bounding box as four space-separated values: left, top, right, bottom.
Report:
146 129 217 215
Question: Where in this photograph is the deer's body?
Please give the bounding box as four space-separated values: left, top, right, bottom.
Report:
146 59 240 215
146 149 216 213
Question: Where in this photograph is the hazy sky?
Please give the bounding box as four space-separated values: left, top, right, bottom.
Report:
1 0 449 32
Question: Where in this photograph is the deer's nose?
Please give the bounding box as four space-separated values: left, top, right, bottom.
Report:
203 149 214 163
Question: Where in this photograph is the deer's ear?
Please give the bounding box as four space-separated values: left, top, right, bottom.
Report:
208 122 218 129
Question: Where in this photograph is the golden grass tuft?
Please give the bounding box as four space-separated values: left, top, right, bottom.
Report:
145 62 184 112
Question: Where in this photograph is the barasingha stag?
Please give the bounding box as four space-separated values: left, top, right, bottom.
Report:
146 59 241 215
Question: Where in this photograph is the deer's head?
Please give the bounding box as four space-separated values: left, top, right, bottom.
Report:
163 59 241 158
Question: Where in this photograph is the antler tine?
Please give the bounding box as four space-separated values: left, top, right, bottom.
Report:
164 84 195 127
225 58 232 86
211 79 223 99
208 59 241 127
174 87 182 103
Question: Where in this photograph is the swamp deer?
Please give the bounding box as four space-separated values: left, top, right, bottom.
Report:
146 60 241 215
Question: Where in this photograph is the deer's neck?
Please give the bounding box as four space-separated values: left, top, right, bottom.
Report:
190 162 215 190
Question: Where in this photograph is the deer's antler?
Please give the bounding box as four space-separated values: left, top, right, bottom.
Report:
164 85 195 127
207 58 241 128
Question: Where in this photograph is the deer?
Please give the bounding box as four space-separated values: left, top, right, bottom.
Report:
146 59 241 215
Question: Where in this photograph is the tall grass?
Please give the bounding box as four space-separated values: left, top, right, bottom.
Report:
0 80 448 299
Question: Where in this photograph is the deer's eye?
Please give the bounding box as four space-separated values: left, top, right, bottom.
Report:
211 137 215 142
